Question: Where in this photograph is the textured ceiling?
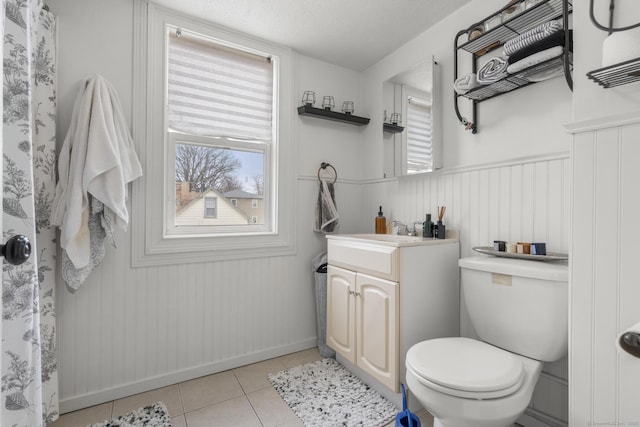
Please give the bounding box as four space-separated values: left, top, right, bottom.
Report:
151 0 471 71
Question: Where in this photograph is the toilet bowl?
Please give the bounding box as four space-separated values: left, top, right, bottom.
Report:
405 257 568 427
406 337 542 427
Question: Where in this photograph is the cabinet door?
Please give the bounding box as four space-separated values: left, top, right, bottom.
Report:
356 273 399 392
326 265 357 363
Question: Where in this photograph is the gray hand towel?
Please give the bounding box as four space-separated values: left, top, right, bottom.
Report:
315 180 339 233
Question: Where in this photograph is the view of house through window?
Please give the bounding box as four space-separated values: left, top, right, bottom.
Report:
174 141 265 227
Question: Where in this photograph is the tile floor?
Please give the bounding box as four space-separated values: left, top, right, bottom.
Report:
50 348 435 427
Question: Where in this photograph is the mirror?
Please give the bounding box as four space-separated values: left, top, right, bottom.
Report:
383 57 441 176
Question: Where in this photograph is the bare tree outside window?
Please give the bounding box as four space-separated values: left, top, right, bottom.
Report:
251 174 264 195
175 144 244 193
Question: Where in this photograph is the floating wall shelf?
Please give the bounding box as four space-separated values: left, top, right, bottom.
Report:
587 57 640 88
297 104 370 126
383 123 405 133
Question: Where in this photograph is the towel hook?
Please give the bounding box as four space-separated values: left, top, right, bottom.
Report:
317 162 337 184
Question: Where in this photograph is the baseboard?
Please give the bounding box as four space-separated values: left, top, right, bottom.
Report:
59 338 317 414
518 407 568 427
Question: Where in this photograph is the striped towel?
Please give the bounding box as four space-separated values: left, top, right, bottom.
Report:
476 56 509 84
508 30 566 64
503 20 563 56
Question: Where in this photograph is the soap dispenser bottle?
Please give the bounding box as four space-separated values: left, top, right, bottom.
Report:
423 214 434 238
375 206 386 234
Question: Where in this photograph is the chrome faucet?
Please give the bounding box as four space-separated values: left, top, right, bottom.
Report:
392 220 423 236
392 220 409 235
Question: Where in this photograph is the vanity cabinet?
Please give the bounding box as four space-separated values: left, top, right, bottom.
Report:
327 265 399 390
325 235 460 396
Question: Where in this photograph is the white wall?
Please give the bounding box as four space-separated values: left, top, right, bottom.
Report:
361 0 572 424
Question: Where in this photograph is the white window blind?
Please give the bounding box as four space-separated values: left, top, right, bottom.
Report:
167 30 274 140
406 97 433 174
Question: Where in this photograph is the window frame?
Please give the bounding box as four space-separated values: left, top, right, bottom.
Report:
131 0 296 266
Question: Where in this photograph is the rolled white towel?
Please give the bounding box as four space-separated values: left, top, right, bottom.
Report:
476 56 509 84
507 46 564 74
525 64 565 82
454 72 482 94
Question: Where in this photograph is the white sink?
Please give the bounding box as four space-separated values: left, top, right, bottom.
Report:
351 233 425 242
328 233 457 247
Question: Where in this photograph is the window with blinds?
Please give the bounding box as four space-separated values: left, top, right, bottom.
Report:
406 97 433 174
133 2 295 264
165 27 274 233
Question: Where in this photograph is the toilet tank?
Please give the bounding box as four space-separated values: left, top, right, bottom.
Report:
459 256 568 362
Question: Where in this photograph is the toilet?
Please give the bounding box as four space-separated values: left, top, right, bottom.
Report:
405 256 568 427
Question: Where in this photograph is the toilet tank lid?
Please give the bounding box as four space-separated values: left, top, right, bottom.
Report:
459 256 567 281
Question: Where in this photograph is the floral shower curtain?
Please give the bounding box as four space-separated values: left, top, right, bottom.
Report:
2 0 59 425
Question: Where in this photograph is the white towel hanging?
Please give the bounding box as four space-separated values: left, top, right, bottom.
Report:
50 74 143 287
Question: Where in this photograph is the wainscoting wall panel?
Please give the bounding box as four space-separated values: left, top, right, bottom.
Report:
55 178 363 413
567 115 640 426
362 154 570 425
362 154 570 257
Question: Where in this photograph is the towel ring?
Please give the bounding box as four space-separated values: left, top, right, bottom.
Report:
317 162 337 184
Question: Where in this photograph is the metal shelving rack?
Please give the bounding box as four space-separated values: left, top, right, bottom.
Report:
587 58 640 88
454 0 573 133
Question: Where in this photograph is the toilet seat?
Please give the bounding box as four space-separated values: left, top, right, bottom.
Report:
406 337 525 399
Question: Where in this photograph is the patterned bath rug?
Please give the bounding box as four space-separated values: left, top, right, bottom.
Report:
87 401 172 427
268 358 397 427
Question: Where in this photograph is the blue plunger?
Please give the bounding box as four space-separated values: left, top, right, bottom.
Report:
395 384 421 427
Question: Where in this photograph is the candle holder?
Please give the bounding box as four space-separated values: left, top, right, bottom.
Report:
301 90 316 106
390 113 402 126
342 101 354 115
322 96 335 110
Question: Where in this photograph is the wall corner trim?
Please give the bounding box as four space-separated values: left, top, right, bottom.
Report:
564 110 640 134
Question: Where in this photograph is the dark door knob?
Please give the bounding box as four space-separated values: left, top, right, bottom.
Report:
620 332 640 358
1 235 31 265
